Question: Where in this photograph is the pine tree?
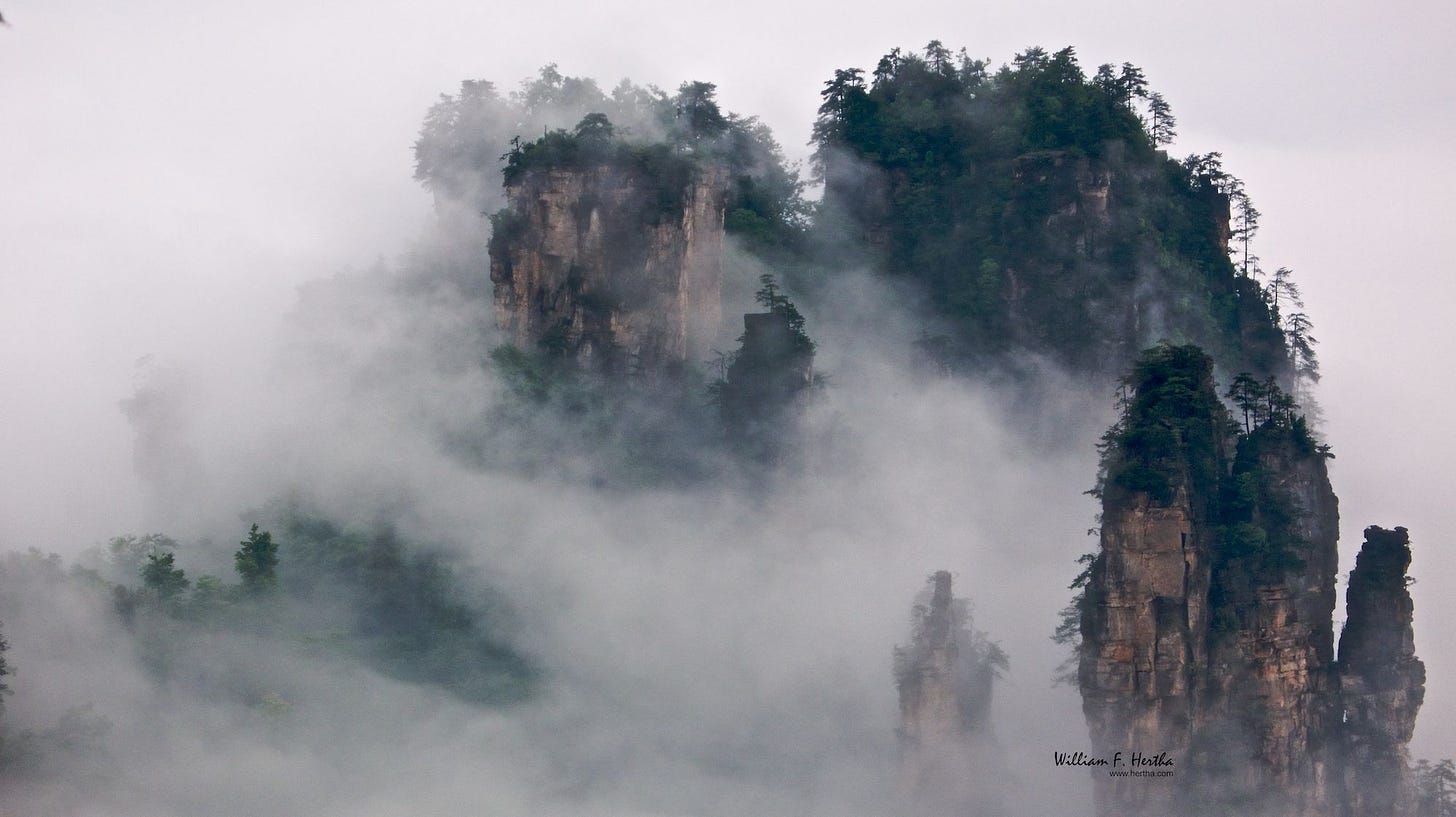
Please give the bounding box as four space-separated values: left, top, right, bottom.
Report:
1269 266 1303 317
1229 182 1261 279
1225 372 1264 434
142 551 190 600
1148 92 1177 146
234 524 279 593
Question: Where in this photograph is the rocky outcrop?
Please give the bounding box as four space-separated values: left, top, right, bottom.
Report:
894 571 1006 811
1339 526 1426 817
717 309 815 446
488 162 728 374
1080 483 1206 815
1078 345 1424 817
1192 431 1342 816
1078 348 1226 816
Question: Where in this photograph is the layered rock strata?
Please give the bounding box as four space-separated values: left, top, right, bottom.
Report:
1079 347 1423 817
488 163 728 373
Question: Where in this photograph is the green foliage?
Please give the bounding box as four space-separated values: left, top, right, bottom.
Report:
1215 423 1312 574
1051 551 1097 686
673 81 728 141
1097 343 1228 505
489 344 553 403
413 66 674 210
812 42 1294 376
271 508 535 703
490 80 807 253
413 78 514 203
92 516 536 706
105 533 180 584
750 273 815 356
141 551 189 601
1147 92 1177 146
1413 757 1456 817
187 574 227 619
234 524 278 593
711 275 820 460
1083 345 1329 659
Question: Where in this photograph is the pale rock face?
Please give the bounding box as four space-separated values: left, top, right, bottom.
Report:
1080 428 1424 817
488 163 728 373
1081 487 1205 817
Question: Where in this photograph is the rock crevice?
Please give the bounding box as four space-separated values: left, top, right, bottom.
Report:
488 163 728 373
1078 346 1424 817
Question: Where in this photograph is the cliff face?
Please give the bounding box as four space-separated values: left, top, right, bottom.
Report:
488 163 728 373
1339 526 1427 817
1080 484 1205 815
1194 434 1342 815
1079 348 1227 816
1079 346 1423 817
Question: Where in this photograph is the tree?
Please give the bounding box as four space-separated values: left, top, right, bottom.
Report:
1183 152 1228 191
711 274 818 458
810 67 867 164
573 112 615 141
1258 374 1296 426
106 533 180 583
0 620 9 710
1093 63 1120 98
1117 62 1149 102
1225 372 1264 434
673 81 727 143
1268 266 1303 316
1147 92 1177 146
1283 311 1320 400
234 524 279 593
1228 181 1261 279
873 49 901 84
1012 46 1049 72
141 551 190 601
1414 757 1456 817
751 273 814 355
1051 552 1097 685
924 40 955 75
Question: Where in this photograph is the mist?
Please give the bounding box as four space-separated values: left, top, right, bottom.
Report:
2 1 1453 813
2 237 1107 813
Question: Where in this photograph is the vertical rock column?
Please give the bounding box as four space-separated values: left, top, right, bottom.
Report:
1196 435 1342 816
1080 487 1205 817
894 571 1005 812
1338 525 1426 817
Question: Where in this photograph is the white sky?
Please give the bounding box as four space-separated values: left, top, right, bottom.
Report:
1 0 1453 759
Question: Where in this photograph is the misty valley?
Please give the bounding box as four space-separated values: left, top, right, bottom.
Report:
2 42 1449 817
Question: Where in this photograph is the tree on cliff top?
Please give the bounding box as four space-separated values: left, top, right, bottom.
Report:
811 42 1296 379
711 274 820 461
1094 343 1228 505
1148 92 1177 146
672 81 728 143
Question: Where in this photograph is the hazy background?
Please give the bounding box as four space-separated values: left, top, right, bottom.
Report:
1 0 1452 796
